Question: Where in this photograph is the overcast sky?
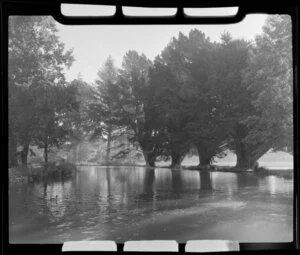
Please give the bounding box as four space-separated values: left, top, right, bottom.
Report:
55 13 268 84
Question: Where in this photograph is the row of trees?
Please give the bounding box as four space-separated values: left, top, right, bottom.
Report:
8 15 293 170
87 15 293 169
9 16 78 166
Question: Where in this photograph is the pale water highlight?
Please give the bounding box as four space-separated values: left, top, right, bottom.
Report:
9 166 293 243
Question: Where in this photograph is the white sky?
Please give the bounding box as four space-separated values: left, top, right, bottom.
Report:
55 13 268 84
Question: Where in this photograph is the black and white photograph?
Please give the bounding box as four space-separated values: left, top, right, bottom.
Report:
8 5 294 245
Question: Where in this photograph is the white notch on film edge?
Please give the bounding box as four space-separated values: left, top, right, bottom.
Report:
184 7 239 17
62 240 239 252
185 240 240 252
61 4 116 17
122 7 177 17
62 241 117 251
124 240 179 252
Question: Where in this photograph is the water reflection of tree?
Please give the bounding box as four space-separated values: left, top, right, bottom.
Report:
41 182 63 222
105 167 116 223
144 168 155 195
199 171 213 190
42 181 53 219
43 181 47 196
131 168 156 205
236 173 259 188
106 167 112 200
171 170 183 197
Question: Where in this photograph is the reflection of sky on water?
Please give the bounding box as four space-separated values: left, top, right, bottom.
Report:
9 166 293 243
11 168 293 214
211 172 238 195
180 170 201 190
154 168 173 190
259 175 293 196
44 181 72 219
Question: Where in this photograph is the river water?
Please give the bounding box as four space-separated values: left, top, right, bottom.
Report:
9 166 293 243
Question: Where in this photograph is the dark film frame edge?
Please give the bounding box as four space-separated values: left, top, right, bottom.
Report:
1 1 299 254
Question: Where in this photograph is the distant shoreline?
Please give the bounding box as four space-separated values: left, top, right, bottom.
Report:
75 163 293 172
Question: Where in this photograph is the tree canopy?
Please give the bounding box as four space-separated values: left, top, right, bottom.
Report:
9 16 75 166
8 15 293 170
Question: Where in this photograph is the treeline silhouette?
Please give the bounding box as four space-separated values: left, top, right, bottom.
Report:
8 15 293 170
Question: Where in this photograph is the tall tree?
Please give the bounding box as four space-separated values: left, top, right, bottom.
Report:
183 30 230 167
8 16 74 166
116 51 163 166
156 30 229 168
212 34 254 169
158 33 193 167
241 15 293 168
66 77 95 162
88 56 120 163
148 56 185 167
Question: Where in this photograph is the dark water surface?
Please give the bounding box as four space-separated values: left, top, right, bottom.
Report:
9 166 293 243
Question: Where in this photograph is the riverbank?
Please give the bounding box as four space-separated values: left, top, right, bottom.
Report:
74 151 293 171
9 160 293 186
184 165 294 180
75 163 293 174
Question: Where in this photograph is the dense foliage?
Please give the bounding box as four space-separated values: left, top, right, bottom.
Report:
9 16 75 166
8 15 293 170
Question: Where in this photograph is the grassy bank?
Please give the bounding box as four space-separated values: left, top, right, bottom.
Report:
183 164 293 180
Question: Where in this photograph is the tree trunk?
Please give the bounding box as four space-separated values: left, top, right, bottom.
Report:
235 142 258 170
106 124 112 163
199 171 213 190
196 144 213 168
143 151 156 167
21 144 29 166
76 143 81 162
171 170 182 191
235 139 274 170
171 151 185 168
44 147 48 165
106 168 111 198
234 124 260 170
44 139 48 165
144 169 155 194
198 153 213 167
